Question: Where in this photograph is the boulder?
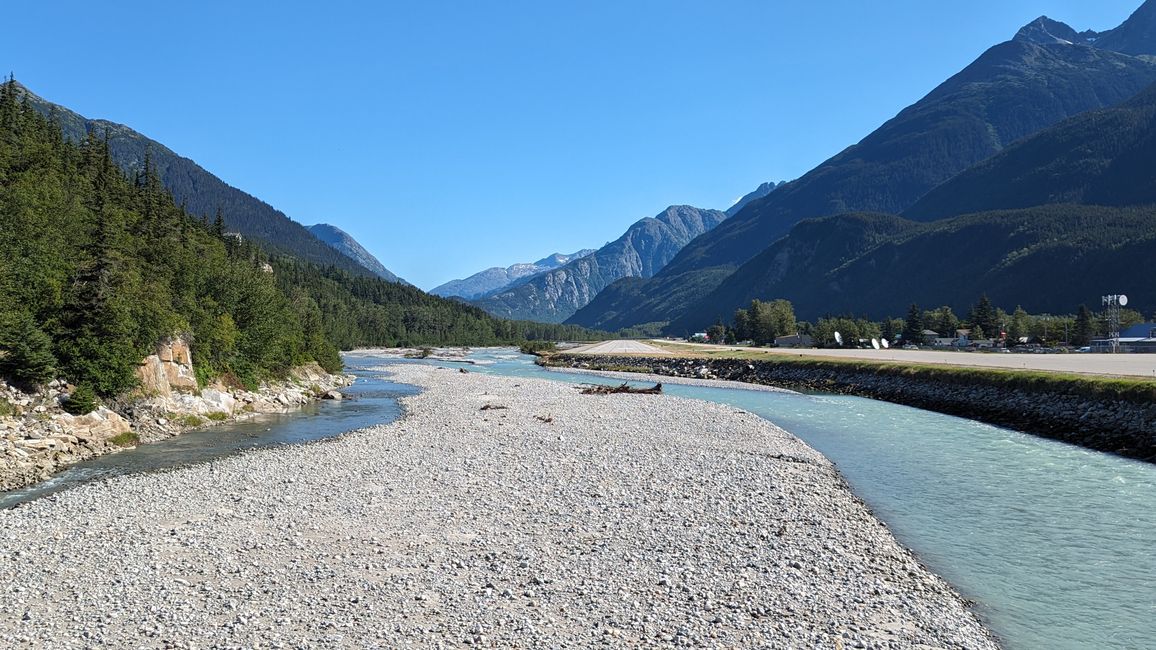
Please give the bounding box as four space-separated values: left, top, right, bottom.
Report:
200 388 236 415
56 407 132 443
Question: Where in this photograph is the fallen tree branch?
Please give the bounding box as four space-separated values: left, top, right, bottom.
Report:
578 382 662 395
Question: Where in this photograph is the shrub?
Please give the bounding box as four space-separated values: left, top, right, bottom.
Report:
63 384 98 415
179 414 205 427
108 432 140 447
519 341 557 355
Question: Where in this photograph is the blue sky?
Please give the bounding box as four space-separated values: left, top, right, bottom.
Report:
3 1 1144 288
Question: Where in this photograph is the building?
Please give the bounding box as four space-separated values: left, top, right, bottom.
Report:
775 333 814 348
1092 322 1156 353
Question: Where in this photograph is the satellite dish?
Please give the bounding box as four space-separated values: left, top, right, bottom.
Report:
834 331 843 346
871 338 880 350
881 338 890 349
1120 294 1129 306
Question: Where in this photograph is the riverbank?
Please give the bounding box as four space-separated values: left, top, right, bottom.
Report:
0 364 353 492
0 363 997 648
545 354 1156 463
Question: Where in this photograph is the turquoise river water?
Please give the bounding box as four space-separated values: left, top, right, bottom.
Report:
4 349 1154 649
460 349 1156 650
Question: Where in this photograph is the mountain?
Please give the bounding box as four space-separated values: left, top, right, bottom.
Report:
16 84 370 276
668 73 1156 331
569 7 1156 331
666 206 1156 328
664 213 918 333
430 249 595 300
1085 0 1156 55
727 181 784 217
905 81 1156 220
470 206 727 323
306 224 407 284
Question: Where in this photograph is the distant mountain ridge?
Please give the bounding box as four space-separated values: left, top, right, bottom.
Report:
666 206 1156 329
430 249 595 299
568 4 1156 332
307 224 407 284
470 205 727 323
727 181 784 217
16 84 372 276
905 81 1156 220
666 72 1156 331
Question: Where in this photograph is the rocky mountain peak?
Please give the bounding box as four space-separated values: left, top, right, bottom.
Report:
1014 16 1085 46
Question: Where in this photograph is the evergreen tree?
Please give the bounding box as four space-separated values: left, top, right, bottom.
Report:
902 303 924 344
0 311 57 388
1073 305 1094 346
63 384 97 415
969 295 998 341
732 308 751 342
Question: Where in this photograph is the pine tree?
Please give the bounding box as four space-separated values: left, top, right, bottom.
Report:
1073 305 1094 346
902 303 924 345
969 295 998 340
0 311 56 388
63 384 97 415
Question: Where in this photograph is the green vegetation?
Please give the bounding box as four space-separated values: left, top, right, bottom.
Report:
0 79 342 395
62 385 97 415
108 431 140 447
273 260 608 350
519 341 557 355
179 414 205 427
731 299 796 345
205 411 229 421
680 294 1136 350
0 312 56 388
0 78 611 398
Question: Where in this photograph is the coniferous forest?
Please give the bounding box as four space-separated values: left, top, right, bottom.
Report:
0 80 603 396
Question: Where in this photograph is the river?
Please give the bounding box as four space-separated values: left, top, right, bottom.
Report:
4 348 1154 649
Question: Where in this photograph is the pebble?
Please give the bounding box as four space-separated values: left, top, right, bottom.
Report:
0 363 997 648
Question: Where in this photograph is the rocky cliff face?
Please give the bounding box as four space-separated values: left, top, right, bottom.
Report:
1 339 353 493
135 338 198 397
469 206 727 323
430 249 596 300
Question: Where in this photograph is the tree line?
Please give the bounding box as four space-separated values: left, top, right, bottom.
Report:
0 79 609 403
706 295 1144 348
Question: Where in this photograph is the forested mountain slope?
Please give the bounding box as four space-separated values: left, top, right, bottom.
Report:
570 7 1156 331
16 83 370 276
906 81 1156 220
667 206 1156 329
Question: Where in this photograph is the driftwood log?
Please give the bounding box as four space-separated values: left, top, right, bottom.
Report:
578 382 662 395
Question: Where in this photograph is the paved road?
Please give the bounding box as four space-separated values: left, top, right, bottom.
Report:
565 340 669 355
669 342 1156 378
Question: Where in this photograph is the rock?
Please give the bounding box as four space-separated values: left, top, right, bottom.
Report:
135 337 198 397
200 388 237 415
322 391 343 401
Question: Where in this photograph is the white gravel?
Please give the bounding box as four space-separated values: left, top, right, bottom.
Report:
0 364 998 649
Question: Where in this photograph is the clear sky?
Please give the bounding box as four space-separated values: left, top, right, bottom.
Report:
2 1 1145 289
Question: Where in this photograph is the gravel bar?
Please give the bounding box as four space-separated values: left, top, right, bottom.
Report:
0 364 998 649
